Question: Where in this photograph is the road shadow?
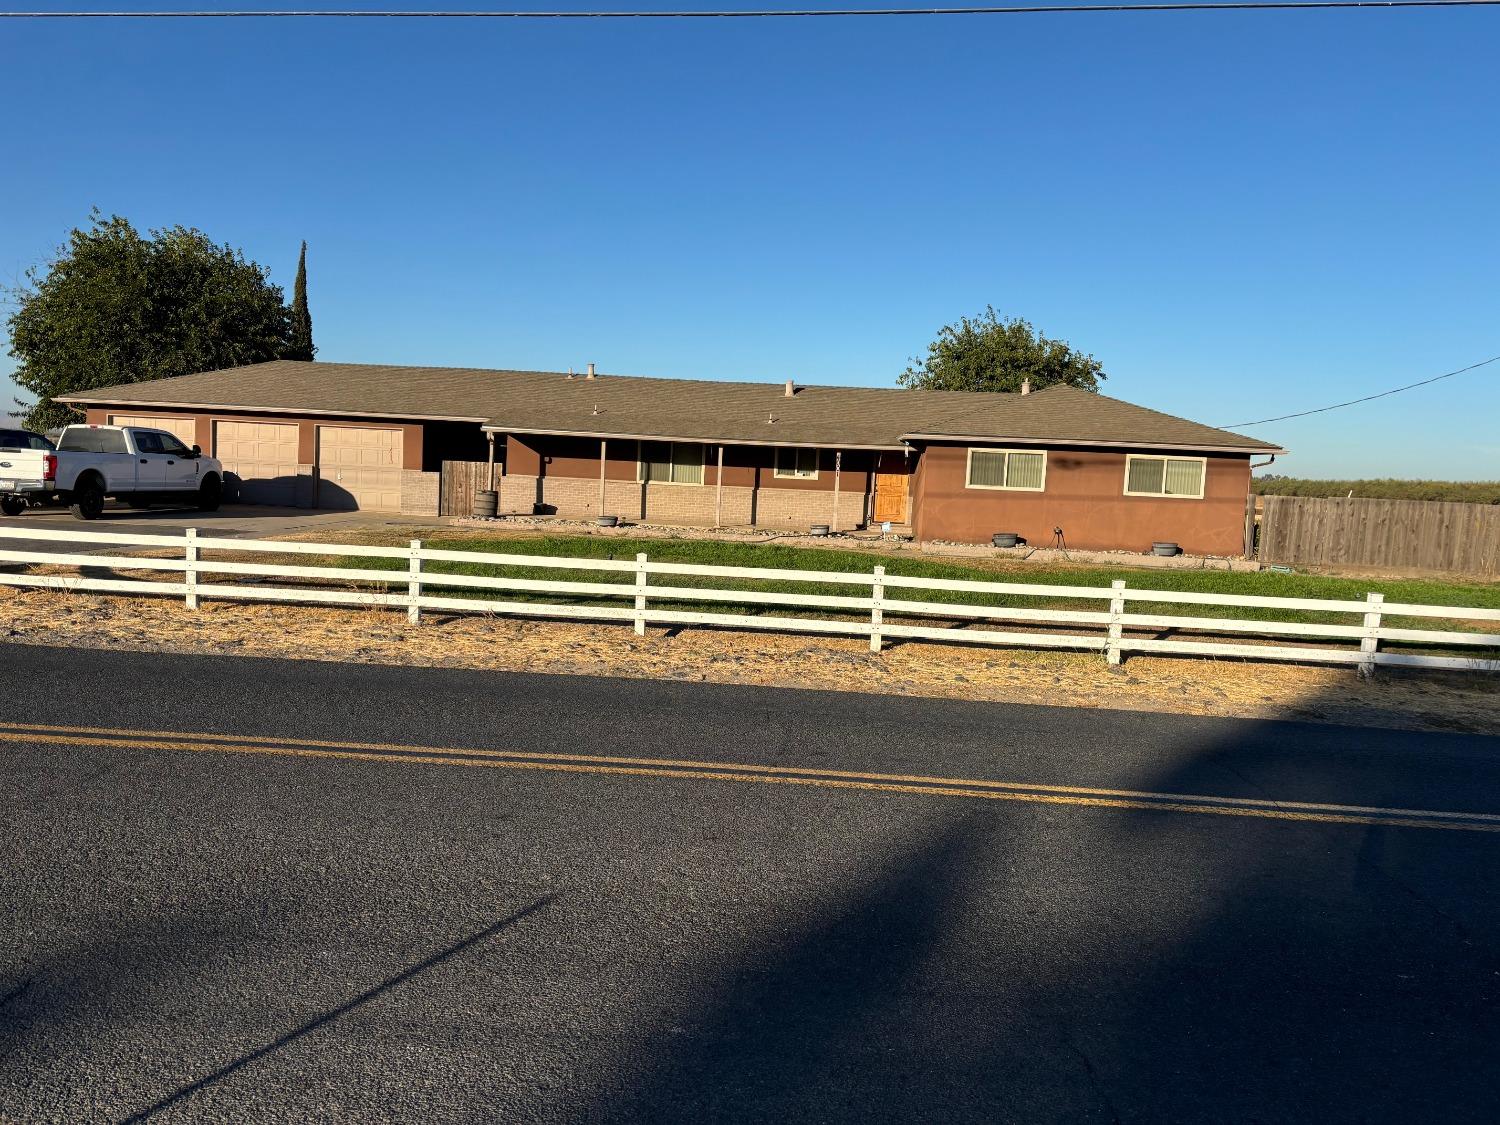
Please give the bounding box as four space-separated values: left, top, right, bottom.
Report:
119 893 556 1122
572 683 1500 1123
0 892 556 1122
578 816 997 1122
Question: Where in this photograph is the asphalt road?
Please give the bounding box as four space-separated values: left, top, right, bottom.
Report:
1 645 1498 1123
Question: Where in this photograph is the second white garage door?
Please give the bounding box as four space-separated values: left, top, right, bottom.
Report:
214 421 301 505
316 426 403 511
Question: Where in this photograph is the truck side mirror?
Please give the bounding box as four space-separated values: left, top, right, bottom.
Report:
192 444 202 456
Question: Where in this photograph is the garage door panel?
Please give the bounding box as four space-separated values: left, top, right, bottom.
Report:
317 426 403 511
109 415 198 447
214 421 300 505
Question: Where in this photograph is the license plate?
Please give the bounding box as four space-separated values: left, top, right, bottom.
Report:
0 480 15 490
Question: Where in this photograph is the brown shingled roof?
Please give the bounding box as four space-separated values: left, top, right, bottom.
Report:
58 360 1283 453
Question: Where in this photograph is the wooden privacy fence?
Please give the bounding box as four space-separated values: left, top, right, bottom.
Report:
1259 495 1500 576
0 526 1496 676
439 460 492 516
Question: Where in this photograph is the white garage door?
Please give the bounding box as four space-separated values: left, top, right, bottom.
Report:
109 414 198 447
316 426 403 511
214 421 301 505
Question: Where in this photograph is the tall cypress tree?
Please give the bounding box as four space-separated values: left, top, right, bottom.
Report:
286 240 315 361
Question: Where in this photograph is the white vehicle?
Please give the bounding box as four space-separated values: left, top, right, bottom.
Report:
0 424 223 520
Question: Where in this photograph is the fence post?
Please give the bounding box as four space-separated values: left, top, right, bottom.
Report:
634 552 648 636
870 565 885 653
407 539 422 625
184 528 199 611
1358 591 1384 679
1106 579 1126 665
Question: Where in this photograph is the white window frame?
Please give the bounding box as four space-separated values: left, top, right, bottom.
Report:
964 447 1048 492
1123 454 1207 500
636 441 708 486
773 447 820 481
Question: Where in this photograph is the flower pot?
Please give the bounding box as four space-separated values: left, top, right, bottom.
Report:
472 490 498 518
992 532 1021 548
596 515 619 528
809 524 830 537
1152 542 1181 557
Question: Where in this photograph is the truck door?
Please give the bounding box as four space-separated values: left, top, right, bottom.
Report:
129 431 171 488
89 427 140 491
154 432 201 490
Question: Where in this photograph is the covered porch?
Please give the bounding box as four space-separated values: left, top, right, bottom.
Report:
445 429 913 532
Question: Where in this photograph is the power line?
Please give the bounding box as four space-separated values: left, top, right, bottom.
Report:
1223 353 1500 429
3 0 1500 17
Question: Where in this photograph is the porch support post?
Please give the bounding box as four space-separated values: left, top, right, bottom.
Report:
832 450 842 532
598 439 608 516
485 431 496 491
715 444 725 526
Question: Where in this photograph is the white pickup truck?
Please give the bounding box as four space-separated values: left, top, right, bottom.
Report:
0 424 224 520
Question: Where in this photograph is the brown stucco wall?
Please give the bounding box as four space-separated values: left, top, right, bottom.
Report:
911 443 1252 556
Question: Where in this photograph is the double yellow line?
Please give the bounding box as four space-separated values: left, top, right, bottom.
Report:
2 720 1498 834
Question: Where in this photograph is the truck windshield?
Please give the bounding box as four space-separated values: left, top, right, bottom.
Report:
57 428 128 454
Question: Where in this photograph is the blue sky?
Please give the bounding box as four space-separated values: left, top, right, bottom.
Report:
2 3 1497 478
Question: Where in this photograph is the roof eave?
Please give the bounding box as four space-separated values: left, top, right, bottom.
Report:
901 432 1286 455
54 395 488 425
481 422 906 450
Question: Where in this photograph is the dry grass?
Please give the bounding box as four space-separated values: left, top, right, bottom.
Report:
2 583 1496 736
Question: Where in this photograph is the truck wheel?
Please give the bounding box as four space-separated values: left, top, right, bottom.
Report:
70 478 106 521
0 497 25 517
197 475 222 513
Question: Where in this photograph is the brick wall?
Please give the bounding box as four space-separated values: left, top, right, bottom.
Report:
754 485 863 530
400 470 440 515
499 474 540 514
491 471 865 530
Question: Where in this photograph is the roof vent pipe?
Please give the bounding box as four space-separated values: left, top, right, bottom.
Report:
784 379 795 397
586 363 596 379
1021 378 1032 395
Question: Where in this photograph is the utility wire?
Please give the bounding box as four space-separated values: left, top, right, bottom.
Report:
1223 353 1500 428
3 1 1500 16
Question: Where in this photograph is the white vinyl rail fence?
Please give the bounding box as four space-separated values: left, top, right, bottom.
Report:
0 526 1497 676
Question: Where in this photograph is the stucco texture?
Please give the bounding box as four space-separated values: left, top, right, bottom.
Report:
911 444 1252 556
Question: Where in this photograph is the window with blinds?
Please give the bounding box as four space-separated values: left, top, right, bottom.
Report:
637 441 705 485
1124 455 1205 498
774 447 820 480
965 449 1047 491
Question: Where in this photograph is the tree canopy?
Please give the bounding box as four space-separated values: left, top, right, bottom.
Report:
899 306 1106 394
7 212 293 431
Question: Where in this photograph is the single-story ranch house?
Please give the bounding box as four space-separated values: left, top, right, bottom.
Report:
59 360 1284 555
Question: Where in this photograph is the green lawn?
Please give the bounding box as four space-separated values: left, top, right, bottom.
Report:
336 535 1500 637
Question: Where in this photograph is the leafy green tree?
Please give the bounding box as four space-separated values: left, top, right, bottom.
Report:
900 305 1106 393
7 211 291 431
285 240 315 361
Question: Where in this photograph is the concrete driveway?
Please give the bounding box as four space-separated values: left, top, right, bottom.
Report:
0 503 444 555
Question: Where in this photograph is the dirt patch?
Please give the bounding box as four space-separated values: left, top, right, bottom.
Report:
2 585 1495 736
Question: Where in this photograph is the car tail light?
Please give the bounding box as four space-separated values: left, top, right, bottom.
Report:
42 454 57 482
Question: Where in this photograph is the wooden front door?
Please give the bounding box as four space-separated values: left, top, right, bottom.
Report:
874 469 909 524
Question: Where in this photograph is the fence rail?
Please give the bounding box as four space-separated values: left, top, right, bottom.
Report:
1259 494 1500 576
1 527 1497 675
